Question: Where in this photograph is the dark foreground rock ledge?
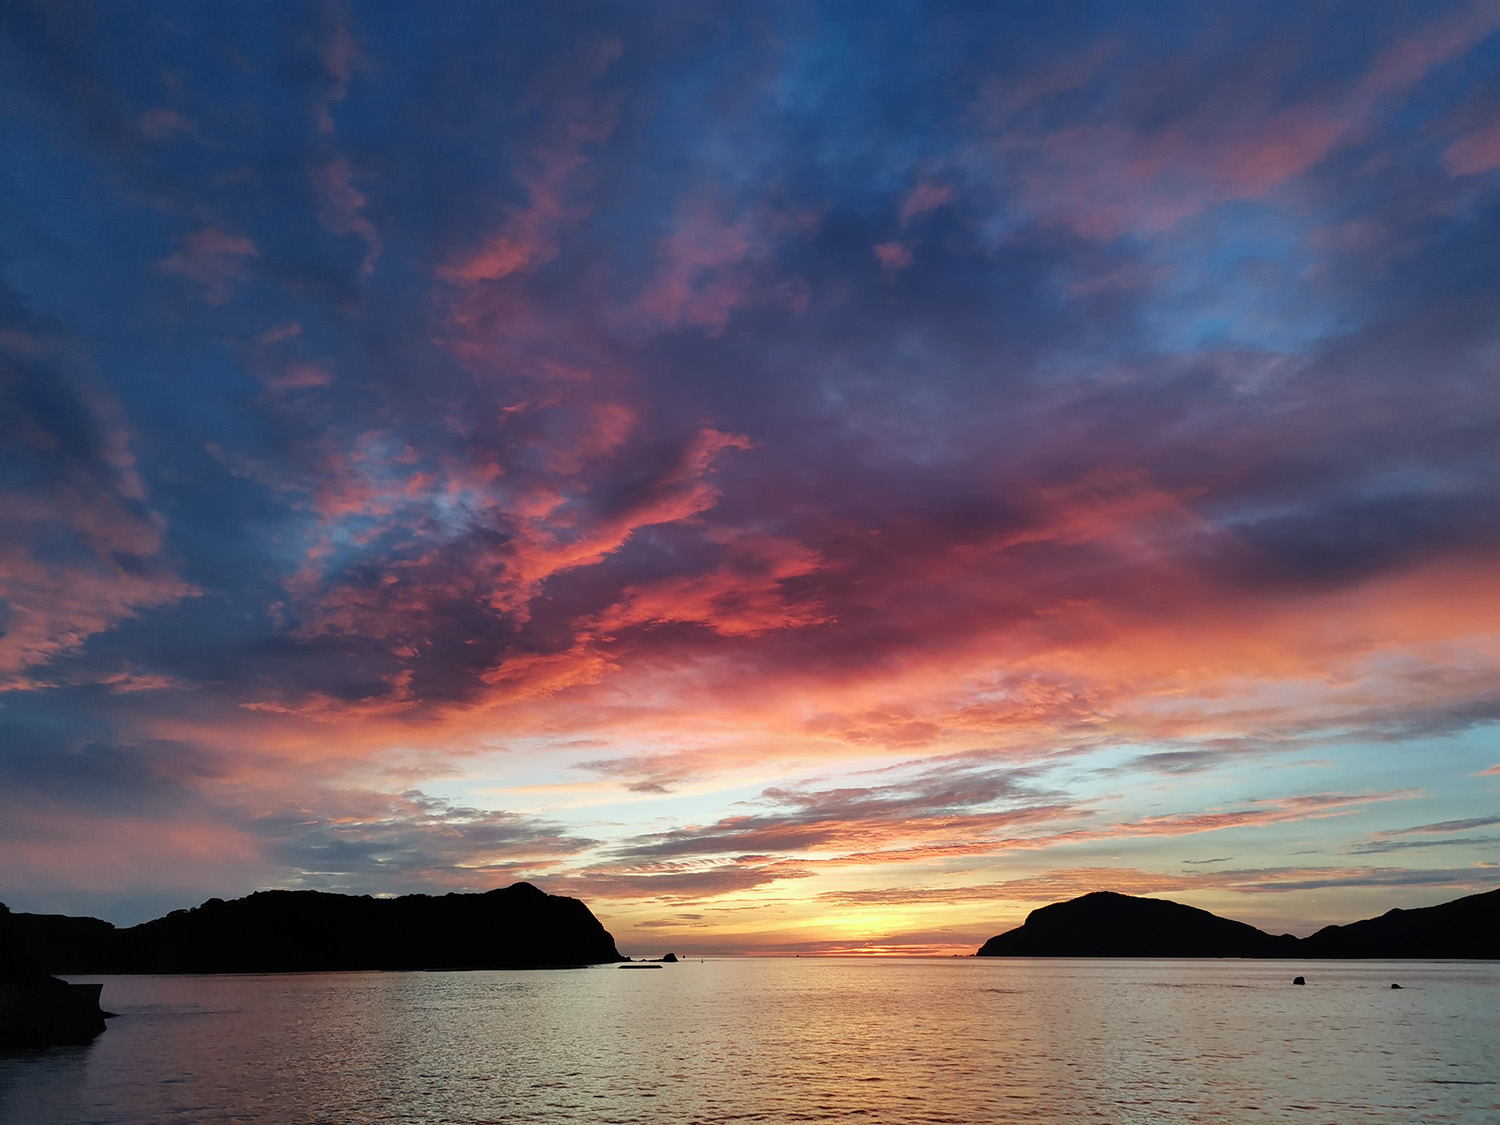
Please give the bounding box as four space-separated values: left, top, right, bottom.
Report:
1 909 108 1047
977 888 1500 958
4 882 625 975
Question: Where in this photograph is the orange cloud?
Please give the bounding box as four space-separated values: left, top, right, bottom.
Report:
595 531 828 639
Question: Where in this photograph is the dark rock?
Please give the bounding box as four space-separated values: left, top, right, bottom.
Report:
1293 976 1305 985
976 892 1301 958
0 977 109 1048
1391 982 1402 989
0 906 108 1047
4 883 625 974
660 953 678 963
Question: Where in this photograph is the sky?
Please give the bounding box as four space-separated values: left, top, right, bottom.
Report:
1 1 1498 957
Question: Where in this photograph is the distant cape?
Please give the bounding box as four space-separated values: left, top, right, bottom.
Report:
2 882 625 974
976 888 1500 958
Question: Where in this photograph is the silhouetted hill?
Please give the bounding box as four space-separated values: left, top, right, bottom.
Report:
1300 887 1500 959
977 891 1299 957
0 907 55 985
977 888 1499 958
2 883 624 974
1 907 118 974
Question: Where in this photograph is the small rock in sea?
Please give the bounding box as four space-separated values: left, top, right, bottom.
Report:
1292 976 1305 985
661 953 678 963
1390 983 1402 989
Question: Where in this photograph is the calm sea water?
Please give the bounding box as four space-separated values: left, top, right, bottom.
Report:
1 959 1495 1123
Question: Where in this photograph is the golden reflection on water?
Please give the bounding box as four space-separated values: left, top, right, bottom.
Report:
0 959 1496 1122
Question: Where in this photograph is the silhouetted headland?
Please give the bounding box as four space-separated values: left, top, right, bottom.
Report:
977 888 1500 958
0 906 109 1047
2 882 624 974
1298 888 1500 959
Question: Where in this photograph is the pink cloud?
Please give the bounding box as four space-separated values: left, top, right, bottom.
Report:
314 157 381 273
1356 3 1500 101
1446 123 1500 176
538 401 637 474
1009 111 1345 239
0 801 265 899
984 6 1500 238
0 397 195 686
899 182 952 225
269 419 759 713
265 360 334 392
95 670 189 693
976 39 1119 121
312 4 360 135
802 792 1415 871
874 241 913 271
629 201 759 334
0 553 192 688
257 321 302 344
485 427 756 607
137 108 195 141
440 104 618 285
159 229 259 304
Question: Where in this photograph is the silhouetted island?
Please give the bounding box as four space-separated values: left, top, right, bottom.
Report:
0 906 109 1047
977 891 1299 957
977 888 1500 958
2 882 624 975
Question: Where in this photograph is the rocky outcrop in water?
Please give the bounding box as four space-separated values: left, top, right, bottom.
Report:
0 907 109 1047
3 883 624 974
977 888 1500 958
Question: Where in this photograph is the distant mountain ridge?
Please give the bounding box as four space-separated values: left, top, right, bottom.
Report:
977 888 1500 958
1 882 624 974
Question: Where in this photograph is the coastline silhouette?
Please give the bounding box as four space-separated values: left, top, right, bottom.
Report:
1 882 622 976
7 884 1495 1047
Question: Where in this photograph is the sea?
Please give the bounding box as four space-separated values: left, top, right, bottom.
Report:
1 958 1495 1123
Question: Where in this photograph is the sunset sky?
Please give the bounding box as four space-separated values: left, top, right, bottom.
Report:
2 1 1498 956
